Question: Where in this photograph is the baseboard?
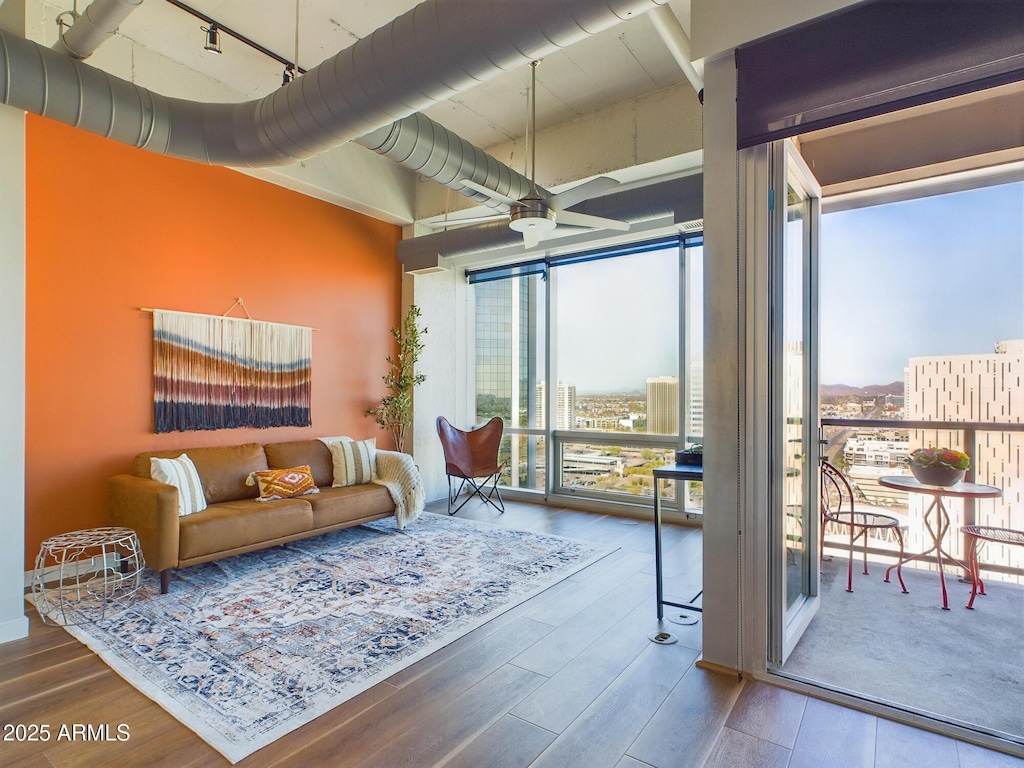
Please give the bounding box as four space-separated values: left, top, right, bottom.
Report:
0 613 29 644
696 658 744 681
24 552 120 589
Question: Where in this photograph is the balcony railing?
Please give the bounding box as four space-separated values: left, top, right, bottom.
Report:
821 417 1024 581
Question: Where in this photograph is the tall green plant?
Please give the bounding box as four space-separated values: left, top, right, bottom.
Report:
366 304 427 452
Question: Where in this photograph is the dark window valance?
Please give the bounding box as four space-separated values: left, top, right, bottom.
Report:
736 0 1024 149
466 233 703 285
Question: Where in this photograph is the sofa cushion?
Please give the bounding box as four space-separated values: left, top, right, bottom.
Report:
178 498 314 561
134 443 268 504
247 465 320 501
264 439 334 487
149 453 207 517
307 484 395 528
329 438 377 487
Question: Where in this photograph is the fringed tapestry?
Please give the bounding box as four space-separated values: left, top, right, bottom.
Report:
153 310 312 433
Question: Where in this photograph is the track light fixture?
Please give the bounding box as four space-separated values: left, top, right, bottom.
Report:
202 24 221 54
166 1 306 85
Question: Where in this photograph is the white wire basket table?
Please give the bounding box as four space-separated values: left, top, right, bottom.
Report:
32 527 144 626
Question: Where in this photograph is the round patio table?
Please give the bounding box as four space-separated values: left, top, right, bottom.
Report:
878 476 1001 610
961 525 1024 609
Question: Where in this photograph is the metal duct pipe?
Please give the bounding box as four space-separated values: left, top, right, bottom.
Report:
55 0 144 60
0 0 667 167
356 113 548 212
396 173 702 266
647 6 703 94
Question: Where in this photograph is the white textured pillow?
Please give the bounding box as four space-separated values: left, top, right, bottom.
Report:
150 453 208 517
329 438 376 487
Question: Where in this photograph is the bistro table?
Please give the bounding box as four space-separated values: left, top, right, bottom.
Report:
878 475 1001 610
652 462 703 622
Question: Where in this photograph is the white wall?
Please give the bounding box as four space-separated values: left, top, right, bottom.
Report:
0 100 29 642
699 51 741 671
411 267 472 502
691 0 865 60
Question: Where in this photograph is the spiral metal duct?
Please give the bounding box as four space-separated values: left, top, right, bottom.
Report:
0 0 667 167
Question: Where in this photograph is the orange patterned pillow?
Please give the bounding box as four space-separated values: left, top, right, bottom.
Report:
246 465 320 501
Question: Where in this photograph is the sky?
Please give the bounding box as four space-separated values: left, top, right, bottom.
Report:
555 246 686 393
820 181 1024 386
550 180 1023 393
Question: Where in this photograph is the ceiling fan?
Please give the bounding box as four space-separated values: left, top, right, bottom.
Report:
436 61 630 248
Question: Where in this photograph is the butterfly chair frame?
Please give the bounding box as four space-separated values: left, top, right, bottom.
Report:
436 416 506 516
820 460 907 594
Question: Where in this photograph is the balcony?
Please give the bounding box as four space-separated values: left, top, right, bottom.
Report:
788 418 1024 743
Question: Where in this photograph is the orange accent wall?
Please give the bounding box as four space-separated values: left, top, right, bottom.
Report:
24 116 402 569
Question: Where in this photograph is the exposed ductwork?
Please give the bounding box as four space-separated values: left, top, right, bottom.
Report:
396 173 703 268
356 114 547 214
0 0 667 168
54 0 144 60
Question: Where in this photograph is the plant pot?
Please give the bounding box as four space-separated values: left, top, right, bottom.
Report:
910 463 965 487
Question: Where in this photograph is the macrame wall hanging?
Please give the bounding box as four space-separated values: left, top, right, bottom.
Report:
148 299 313 433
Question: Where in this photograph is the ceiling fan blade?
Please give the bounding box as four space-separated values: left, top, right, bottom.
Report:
548 176 620 211
422 213 508 229
457 179 520 207
557 210 630 232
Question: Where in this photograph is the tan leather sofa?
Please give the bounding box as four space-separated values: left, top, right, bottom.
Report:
110 439 395 593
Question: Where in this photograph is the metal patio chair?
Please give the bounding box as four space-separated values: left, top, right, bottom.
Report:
820 460 907 594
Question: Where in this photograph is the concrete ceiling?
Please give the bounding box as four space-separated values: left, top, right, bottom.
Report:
109 0 695 148
23 0 704 227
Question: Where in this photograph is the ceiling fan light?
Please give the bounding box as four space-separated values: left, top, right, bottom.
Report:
509 210 556 234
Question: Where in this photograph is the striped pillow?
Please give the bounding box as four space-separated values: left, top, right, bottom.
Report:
329 438 376 487
246 465 320 501
150 453 208 517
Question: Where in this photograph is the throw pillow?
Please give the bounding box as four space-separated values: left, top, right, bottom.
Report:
246 465 320 501
329 438 376 487
150 453 208 517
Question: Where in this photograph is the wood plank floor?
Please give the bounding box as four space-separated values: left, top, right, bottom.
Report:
2 499 1021 768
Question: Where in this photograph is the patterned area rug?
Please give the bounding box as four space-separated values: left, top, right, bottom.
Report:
52 513 613 763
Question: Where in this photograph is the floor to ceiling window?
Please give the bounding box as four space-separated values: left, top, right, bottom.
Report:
470 233 703 512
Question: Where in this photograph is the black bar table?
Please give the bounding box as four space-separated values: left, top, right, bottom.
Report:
652 462 703 620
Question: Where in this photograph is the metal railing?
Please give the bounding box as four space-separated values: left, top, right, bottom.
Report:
821 417 1024 579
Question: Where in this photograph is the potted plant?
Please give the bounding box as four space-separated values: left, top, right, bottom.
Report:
366 305 427 453
907 447 969 487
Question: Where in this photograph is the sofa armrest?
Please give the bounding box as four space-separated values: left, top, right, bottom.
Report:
109 474 180 572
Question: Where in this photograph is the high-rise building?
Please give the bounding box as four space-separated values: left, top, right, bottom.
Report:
904 339 1023 561
686 361 704 442
646 376 679 435
536 381 576 430
474 278 537 428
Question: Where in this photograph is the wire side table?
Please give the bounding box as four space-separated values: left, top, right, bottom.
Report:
32 527 144 626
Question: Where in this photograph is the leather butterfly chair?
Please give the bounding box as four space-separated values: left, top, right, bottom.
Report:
820 459 907 594
436 416 506 516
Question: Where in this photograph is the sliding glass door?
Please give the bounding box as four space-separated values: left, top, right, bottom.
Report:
768 140 822 664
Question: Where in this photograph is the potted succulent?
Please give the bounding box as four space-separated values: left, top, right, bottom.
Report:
907 447 969 487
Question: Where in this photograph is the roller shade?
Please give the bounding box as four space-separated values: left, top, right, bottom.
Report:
736 0 1024 149
466 233 703 284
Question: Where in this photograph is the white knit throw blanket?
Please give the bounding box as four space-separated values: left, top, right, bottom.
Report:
373 449 426 529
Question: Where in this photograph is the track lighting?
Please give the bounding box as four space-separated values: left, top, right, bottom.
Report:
202 24 221 54
282 64 296 86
